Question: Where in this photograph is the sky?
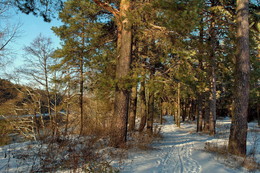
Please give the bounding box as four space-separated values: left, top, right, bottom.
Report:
3 8 62 74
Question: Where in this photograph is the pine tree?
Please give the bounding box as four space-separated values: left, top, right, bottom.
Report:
52 0 103 135
228 0 250 156
93 0 133 147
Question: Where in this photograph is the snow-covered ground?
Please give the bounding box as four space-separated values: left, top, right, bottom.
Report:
1 116 259 172
112 116 260 173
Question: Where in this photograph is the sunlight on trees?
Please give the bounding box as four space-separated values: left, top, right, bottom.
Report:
0 0 259 171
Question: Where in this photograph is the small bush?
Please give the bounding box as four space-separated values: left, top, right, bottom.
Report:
128 125 162 150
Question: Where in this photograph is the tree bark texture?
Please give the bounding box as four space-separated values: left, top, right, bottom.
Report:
93 0 132 147
197 14 205 132
160 98 163 124
209 14 217 136
147 89 154 134
181 100 186 122
197 94 203 132
112 0 132 147
228 0 250 156
203 100 210 132
257 102 260 126
147 69 155 134
128 82 138 131
79 58 84 135
138 75 147 132
176 82 181 127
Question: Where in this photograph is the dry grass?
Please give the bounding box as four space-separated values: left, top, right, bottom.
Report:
0 119 12 146
13 135 120 172
127 125 162 150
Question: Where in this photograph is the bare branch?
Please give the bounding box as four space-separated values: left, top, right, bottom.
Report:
0 22 22 51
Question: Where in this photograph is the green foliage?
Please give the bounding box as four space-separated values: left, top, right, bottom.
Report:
52 0 117 99
11 0 260 138
14 0 63 22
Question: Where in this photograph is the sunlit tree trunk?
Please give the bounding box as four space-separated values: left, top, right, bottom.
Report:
113 0 132 146
93 0 132 147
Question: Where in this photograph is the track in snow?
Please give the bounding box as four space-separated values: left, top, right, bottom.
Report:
120 116 202 173
156 119 201 173
159 142 201 173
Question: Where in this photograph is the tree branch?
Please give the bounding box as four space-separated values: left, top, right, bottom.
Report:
93 0 119 20
149 23 181 36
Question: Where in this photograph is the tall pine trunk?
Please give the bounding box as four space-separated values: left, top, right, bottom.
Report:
257 103 260 126
203 99 210 131
209 66 216 135
147 90 154 134
209 19 217 136
139 73 147 132
197 94 203 132
197 15 205 132
113 0 132 147
160 98 164 124
147 68 155 134
64 71 71 136
93 0 132 147
128 81 138 131
208 0 218 135
209 62 216 135
182 99 186 122
228 0 250 156
79 57 84 135
176 82 181 127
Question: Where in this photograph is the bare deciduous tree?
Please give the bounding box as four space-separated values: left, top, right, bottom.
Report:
0 1 21 69
19 34 59 135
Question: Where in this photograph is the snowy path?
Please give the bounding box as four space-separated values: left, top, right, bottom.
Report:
156 120 201 173
159 141 200 173
116 116 252 173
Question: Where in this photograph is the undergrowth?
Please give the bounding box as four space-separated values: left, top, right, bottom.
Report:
127 125 163 150
205 139 260 172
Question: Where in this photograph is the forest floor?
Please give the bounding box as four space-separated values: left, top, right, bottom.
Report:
0 116 259 173
112 116 260 173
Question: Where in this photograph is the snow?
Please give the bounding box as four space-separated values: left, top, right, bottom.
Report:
0 141 40 172
112 116 259 173
1 116 259 172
